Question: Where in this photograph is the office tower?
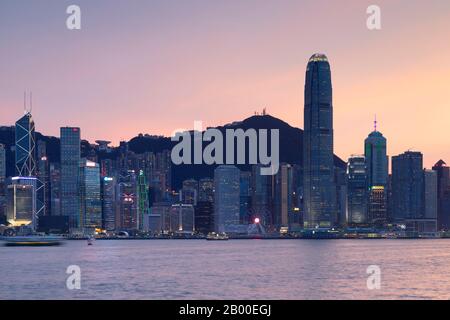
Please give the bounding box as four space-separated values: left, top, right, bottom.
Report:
118 170 138 231
239 171 252 224
369 187 387 226
303 53 337 228
347 156 368 225
49 163 61 216
101 176 117 232
6 177 43 230
195 201 214 235
214 165 240 233
365 122 388 226
170 204 195 234
15 112 36 177
80 160 102 232
432 160 450 230
364 123 388 187
137 170 149 231
181 179 198 205
291 164 303 228
198 178 214 203
274 164 293 229
36 140 50 216
145 150 172 203
60 127 81 229
251 164 272 227
392 151 424 221
334 167 348 227
424 169 438 220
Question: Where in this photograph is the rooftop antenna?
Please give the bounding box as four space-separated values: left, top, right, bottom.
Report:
29 91 33 113
374 114 377 132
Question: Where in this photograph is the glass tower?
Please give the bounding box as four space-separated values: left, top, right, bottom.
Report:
214 165 240 233
60 127 81 230
303 53 337 228
392 151 424 221
15 112 36 177
80 160 102 232
365 127 388 226
347 155 368 225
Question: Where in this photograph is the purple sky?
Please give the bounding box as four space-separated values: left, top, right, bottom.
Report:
1 0 450 168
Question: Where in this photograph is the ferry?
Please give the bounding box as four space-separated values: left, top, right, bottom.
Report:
206 232 229 241
1 236 64 247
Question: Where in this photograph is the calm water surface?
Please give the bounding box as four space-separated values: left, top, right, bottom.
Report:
1 239 450 300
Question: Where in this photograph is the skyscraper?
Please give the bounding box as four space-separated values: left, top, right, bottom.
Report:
37 140 50 216
79 160 102 232
392 151 424 221
364 125 388 188
118 170 138 231
274 163 293 229
214 165 240 233
60 127 81 230
101 176 117 232
364 123 388 226
432 160 450 230
15 112 36 177
303 53 336 228
137 170 149 231
424 169 438 220
347 155 368 225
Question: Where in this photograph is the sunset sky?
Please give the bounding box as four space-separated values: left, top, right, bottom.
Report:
1 0 450 168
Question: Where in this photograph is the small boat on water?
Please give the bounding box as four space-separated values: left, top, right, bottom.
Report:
1 236 64 247
206 232 229 241
87 236 95 246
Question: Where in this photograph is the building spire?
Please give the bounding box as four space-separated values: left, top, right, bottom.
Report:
374 114 377 132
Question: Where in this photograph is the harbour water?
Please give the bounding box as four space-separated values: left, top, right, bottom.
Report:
1 239 450 300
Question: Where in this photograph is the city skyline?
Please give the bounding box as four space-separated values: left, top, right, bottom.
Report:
1 0 450 170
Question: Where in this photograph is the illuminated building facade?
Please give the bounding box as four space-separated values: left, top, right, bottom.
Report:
80 160 102 231
347 155 368 225
101 176 116 231
214 165 240 233
365 125 388 226
118 171 138 231
6 177 43 229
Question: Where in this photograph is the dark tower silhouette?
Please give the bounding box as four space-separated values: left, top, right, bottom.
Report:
303 53 336 228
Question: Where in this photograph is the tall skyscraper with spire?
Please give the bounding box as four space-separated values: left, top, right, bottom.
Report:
15 112 36 177
364 118 388 225
303 53 337 228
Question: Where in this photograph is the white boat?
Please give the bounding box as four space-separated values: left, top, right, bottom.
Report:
206 232 229 241
1 236 64 247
